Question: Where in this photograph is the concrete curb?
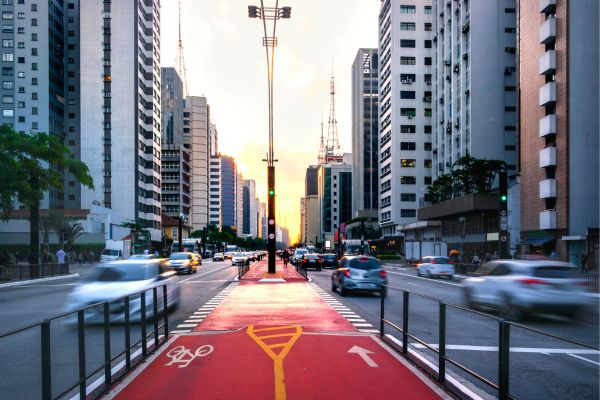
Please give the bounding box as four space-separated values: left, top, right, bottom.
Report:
0 273 80 288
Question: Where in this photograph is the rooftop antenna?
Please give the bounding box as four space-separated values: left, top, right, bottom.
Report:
325 71 341 162
317 110 325 164
175 0 189 96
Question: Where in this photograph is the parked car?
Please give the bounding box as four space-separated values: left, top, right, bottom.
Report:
231 252 249 266
168 252 199 274
300 254 322 271
462 260 591 320
213 252 225 261
331 256 388 297
291 248 309 265
319 253 338 269
416 256 455 279
64 259 180 322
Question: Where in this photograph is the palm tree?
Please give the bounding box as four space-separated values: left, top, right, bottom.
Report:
62 221 84 250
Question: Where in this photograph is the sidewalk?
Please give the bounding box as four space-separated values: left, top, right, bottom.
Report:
104 260 452 400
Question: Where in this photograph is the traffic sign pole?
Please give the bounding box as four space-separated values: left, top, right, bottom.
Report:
267 166 276 273
498 170 509 258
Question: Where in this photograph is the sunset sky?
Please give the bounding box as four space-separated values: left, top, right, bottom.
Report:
161 0 380 242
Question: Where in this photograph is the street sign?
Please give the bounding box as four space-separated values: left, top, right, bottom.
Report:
268 233 275 240
500 210 507 217
500 216 508 230
500 235 507 242
269 219 275 225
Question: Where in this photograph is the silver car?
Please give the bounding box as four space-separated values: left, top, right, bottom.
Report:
462 260 591 320
64 259 180 323
416 256 455 279
331 256 388 297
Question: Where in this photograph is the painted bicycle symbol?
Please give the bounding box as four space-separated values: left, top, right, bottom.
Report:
165 345 214 368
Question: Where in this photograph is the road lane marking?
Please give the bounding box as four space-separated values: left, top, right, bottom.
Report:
358 329 380 333
170 330 191 334
178 266 235 282
347 318 367 323
409 343 600 355
385 270 463 287
176 324 198 328
353 323 374 328
567 354 600 366
348 346 378 367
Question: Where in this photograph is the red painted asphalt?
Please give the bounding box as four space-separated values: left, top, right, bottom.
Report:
105 260 450 400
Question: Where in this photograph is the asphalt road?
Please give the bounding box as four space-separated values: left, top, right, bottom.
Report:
0 259 240 400
305 263 600 400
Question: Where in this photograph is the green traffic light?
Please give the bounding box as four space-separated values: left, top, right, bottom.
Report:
269 188 275 197
501 194 507 202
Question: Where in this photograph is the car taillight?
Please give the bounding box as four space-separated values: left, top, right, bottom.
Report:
343 269 351 278
318 259 322 262
430 260 437 264
380 270 387 278
519 278 550 286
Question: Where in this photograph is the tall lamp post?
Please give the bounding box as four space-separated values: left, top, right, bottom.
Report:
248 2 291 273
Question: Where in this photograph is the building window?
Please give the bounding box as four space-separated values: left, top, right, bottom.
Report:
424 109 432 117
424 176 432 185
2 95 13 103
504 86 516 91
401 159 416 168
31 77 37 85
424 57 432 65
400 176 416 184
505 27 516 33
400 57 416 65
68 85 75 91
31 106 37 114
400 5 416 13
424 142 432 151
2 12 13 20
400 193 416 202
424 159 432 168
31 121 37 129
2 109 13 117
2 39 13 48
424 125 432 133
2 53 13 61
31 63 37 70
400 22 416 31
400 107 416 116
31 92 37 100
400 39 415 48
17 116 24 122
505 126 517 131
424 23 432 31
400 91 415 99
17 101 24 108
401 209 416 218
17 27 24 34
400 141 416 150
17 71 24 78
1 25 13 33
31 18 37 26
504 145 516 151
424 6 432 14
400 125 416 133
30 3 37 11
1 81 12 89
1 67 12 76
504 8 516 13
31 33 37 41
31 48 37 56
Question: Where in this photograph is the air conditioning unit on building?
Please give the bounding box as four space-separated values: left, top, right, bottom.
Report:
425 81 431 85
407 115 414 119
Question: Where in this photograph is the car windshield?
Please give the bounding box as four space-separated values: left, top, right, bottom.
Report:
322 254 336 259
233 253 245 257
95 264 153 281
295 249 308 255
102 249 119 256
348 258 381 270
433 257 451 263
170 253 190 260
532 266 576 279
304 254 318 260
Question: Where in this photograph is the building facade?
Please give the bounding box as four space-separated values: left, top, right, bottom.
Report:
80 0 162 239
519 0 599 266
208 155 221 228
317 155 353 246
378 0 433 236
351 48 379 219
431 0 517 178
242 179 259 237
220 155 239 230
259 201 267 239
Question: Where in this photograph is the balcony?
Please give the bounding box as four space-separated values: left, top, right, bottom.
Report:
539 50 556 75
539 17 556 44
539 178 556 199
539 82 556 106
539 210 557 230
539 114 556 137
539 146 556 168
539 0 556 14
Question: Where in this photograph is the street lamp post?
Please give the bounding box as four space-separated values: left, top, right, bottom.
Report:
248 2 291 274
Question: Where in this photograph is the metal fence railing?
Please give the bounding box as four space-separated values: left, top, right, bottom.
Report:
0 263 71 282
237 260 250 279
295 264 308 280
0 284 170 400
378 285 600 400
575 273 599 292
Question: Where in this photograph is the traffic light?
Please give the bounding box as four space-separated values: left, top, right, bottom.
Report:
248 5 259 18
269 187 275 197
499 170 508 204
280 6 291 18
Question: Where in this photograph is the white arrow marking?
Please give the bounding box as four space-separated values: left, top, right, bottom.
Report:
348 346 378 367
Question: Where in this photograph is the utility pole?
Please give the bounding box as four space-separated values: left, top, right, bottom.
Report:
498 168 509 258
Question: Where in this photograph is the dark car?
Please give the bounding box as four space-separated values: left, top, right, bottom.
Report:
300 254 322 271
319 253 338 269
331 256 387 297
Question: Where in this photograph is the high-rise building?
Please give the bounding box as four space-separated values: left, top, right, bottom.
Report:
352 48 379 219
0 0 67 210
300 197 306 245
236 170 244 237
80 0 162 239
209 123 218 156
259 202 267 239
519 0 599 265
160 68 191 220
184 96 209 231
318 154 353 246
431 0 517 178
304 165 320 246
208 156 221 228
221 155 240 230
378 0 433 236
243 180 258 237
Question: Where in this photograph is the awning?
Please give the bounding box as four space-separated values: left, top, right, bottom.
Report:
517 237 554 246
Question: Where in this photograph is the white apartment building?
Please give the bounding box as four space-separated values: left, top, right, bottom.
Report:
236 170 244 237
317 154 353 246
184 96 209 231
80 0 162 240
431 0 517 178
259 202 267 239
378 0 433 236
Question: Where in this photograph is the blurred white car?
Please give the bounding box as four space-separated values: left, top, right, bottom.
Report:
64 259 180 322
231 252 249 266
416 256 455 279
213 252 225 261
462 260 591 320
291 248 308 265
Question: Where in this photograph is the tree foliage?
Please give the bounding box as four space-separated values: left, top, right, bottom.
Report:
191 224 267 251
427 155 505 204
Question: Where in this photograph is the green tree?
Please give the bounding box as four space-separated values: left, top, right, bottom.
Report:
0 127 93 266
61 220 84 250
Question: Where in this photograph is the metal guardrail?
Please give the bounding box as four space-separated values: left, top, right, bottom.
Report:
0 263 71 282
575 273 599 292
237 260 250 279
295 264 308 280
378 285 600 400
0 284 170 400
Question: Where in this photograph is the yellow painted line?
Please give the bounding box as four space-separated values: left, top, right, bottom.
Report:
254 333 298 340
247 325 303 400
252 325 298 333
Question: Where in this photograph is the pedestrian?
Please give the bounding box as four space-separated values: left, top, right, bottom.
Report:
144 249 150 255
281 249 291 267
550 250 557 259
56 248 66 265
492 250 499 260
472 254 480 265
484 252 491 263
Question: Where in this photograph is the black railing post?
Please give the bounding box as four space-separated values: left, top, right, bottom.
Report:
499 320 511 400
153 287 159 348
141 291 148 357
380 285 385 338
77 310 86 400
124 296 131 370
103 302 111 387
41 320 51 400
439 302 446 385
402 291 409 355
163 284 169 338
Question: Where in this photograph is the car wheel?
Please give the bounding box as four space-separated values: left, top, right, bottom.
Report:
188 267 193 275
416 269 422 277
331 279 337 292
339 284 347 296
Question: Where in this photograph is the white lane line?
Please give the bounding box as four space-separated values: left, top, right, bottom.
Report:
410 343 600 355
347 318 367 323
198 307 215 311
184 319 203 323
176 324 198 328
178 267 231 282
385 270 462 287
194 311 211 315
170 330 191 334
353 323 374 327
339 312 359 316
358 329 380 333
567 354 600 366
